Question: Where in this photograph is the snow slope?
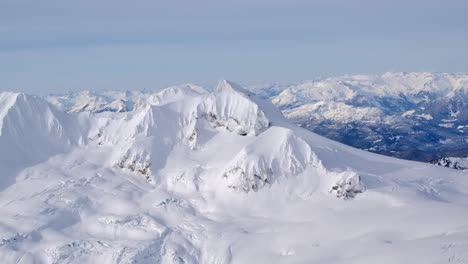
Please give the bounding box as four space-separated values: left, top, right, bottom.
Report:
0 93 87 191
2 81 468 263
46 72 468 163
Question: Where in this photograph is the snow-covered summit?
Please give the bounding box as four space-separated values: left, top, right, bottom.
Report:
221 126 320 192
0 92 79 149
145 83 207 106
47 90 135 113
198 80 272 136
2 81 468 263
46 73 468 164
46 83 207 113
0 92 84 189
0 92 20 134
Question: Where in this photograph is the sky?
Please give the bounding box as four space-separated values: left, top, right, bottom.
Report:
1 0 467 94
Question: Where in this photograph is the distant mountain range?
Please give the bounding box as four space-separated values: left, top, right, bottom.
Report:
253 72 468 163
45 72 468 165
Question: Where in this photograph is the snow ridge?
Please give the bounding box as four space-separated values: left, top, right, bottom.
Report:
0 93 78 160
2 80 468 263
198 80 271 136
222 127 319 192
45 73 468 163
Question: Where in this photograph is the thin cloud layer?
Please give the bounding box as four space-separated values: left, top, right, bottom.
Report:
1 0 467 92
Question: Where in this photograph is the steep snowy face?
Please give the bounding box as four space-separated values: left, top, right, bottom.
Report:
197 80 271 136
77 81 279 186
58 84 209 175
0 93 78 159
0 93 84 189
0 92 20 135
222 127 320 192
33 80 354 194
2 82 363 195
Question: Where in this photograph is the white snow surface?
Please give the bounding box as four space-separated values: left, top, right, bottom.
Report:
268 72 468 124
2 80 468 263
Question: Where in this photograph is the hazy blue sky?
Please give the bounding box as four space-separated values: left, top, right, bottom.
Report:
1 0 467 93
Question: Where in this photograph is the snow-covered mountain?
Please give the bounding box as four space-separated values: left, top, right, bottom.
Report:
258 72 468 162
45 84 207 113
2 81 468 263
46 72 468 165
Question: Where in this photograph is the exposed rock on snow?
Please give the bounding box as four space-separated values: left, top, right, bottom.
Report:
329 170 365 199
198 80 271 136
116 152 152 181
44 72 468 163
2 80 468 263
432 157 468 171
222 127 319 192
186 128 198 149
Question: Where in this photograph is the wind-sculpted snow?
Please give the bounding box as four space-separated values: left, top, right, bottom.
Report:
0 93 84 190
328 170 365 199
146 84 207 106
222 127 319 192
0 92 20 135
198 80 271 136
2 81 468 263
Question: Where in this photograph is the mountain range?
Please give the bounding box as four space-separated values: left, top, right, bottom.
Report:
46 72 468 164
1 80 468 263
256 72 468 162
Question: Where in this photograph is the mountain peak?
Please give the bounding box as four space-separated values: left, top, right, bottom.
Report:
198 81 271 136
216 80 253 96
2 80 468 262
0 92 21 134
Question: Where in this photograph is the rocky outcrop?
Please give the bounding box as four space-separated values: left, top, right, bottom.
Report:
329 170 365 199
432 157 468 171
